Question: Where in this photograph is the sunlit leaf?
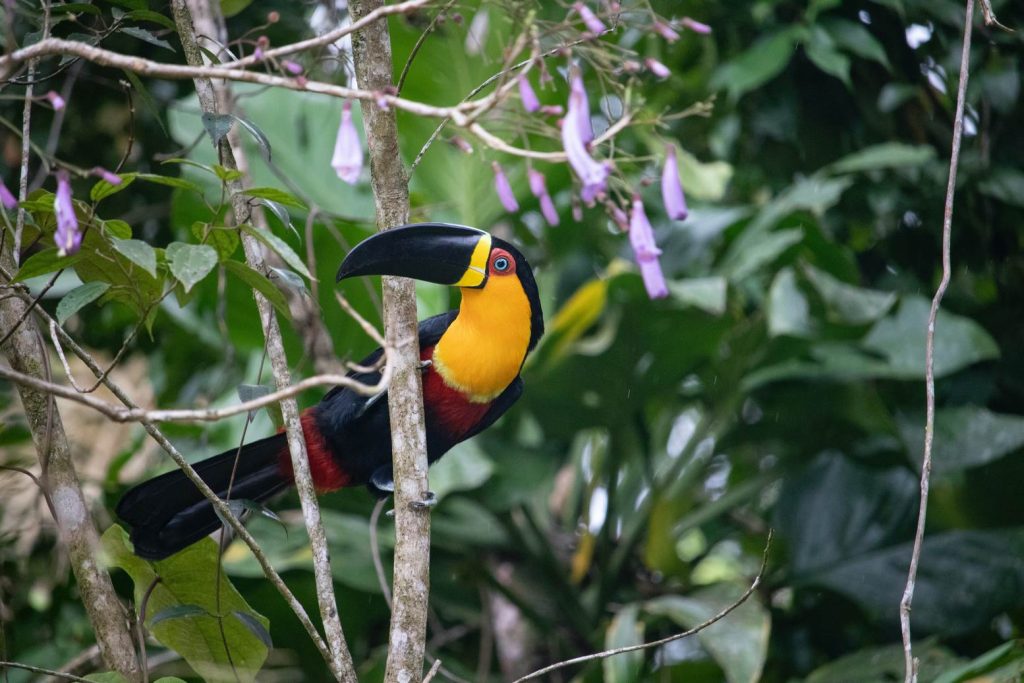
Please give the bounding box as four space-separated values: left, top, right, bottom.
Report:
111 238 158 278
897 407 1024 475
13 247 81 283
223 260 291 319
767 268 812 337
166 242 218 293
240 224 313 280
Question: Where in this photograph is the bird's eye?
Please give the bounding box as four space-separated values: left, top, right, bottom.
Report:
493 256 510 272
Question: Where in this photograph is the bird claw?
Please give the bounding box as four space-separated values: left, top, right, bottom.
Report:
410 491 437 510
420 359 432 372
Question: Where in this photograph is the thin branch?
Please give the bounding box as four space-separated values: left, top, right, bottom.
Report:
421 658 443 683
978 0 1012 31
173 0 358 678
0 662 94 683
395 0 457 95
900 3 974 682
0 359 392 423
512 530 773 683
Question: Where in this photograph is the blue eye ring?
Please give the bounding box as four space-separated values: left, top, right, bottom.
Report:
493 256 510 272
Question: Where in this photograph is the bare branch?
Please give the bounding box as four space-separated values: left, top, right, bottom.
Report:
172 1 358 678
900 2 975 682
0 662 95 683
978 0 1013 31
512 530 773 683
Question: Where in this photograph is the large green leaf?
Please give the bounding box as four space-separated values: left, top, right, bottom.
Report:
828 142 935 174
862 296 1000 378
101 525 269 682
111 238 158 278
805 641 961 683
767 268 812 337
710 27 804 100
897 406 1024 474
166 242 219 293
645 582 771 683
801 263 896 325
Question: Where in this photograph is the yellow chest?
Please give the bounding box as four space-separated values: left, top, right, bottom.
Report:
432 276 533 403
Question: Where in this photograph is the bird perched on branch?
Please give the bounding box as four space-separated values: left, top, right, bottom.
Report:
117 223 543 560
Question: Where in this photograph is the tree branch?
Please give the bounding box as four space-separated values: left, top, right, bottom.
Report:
900 2 975 682
171 1 357 679
349 2 432 682
512 530 772 683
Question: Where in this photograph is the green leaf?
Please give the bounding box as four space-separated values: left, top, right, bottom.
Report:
191 222 240 261
221 0 254 18
722 228 803 281
862 295 1000 378
232 611 273 648
149 604 207 628
710 27 803 100
166 243 218 293
111 238 158 278
90 172 137 201
255 198 298 238
897 407 1024 475
213 164 244 182
122 69 168 136
240 224 313 280
135 173 203 193
85 674 130 683
101 525 269 682
223 260 291 319
645 582 770 683
231 115 272 161
102 219 133 240
805 26 851 86
13 247 81 283
240 187 306 210
767 268 811 337
57 282 111 324
603 604 645 683
806 641 962 683
978 167 1024 208
118 26 175 52
201 113 235 148
829 142 936 174
801 263 896 324
428 439 494 500
822 17 891 70
676 147 733 202
123 9 178 29
933 640 1024 683
667 277 728 315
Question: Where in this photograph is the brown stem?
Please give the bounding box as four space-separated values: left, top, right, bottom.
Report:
899 2 975 682
349 2 432 682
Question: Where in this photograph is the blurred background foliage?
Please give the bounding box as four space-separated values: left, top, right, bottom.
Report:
2 0 1024 681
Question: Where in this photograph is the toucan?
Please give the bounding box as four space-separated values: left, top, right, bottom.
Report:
117 223 543 560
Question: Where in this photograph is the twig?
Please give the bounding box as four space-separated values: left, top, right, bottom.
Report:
512 530 773 683
978 0 1012 31
370 498 394 607
0 360 392 422
421 658 443 683
173 1 359 678
900 3 975 682
0 662 94 683
395 0 457 96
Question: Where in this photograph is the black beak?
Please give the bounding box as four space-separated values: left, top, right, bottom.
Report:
336 223 492 288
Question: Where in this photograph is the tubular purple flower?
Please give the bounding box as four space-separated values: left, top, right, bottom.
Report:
331 101 363 185
528 169 559 226
282 60 303 75
574 3 607 34
45 91 65 110
561 102 608 204
518 74 540 113
0 179 17 210
539 105 564 116
253 46 265 61
661 145 688 221
91 167 122 185
568 71 594 144
54 170 81 257
629 196 668 299
608 203 629 231
681 17 712 34
653 21 680 42
645 58 671 79
492 162 519 212
465 8 489 56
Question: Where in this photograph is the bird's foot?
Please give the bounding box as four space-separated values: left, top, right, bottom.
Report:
420 359 432 372
410 491 437 510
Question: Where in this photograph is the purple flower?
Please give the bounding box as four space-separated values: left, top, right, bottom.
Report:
569 71 594 144
528 169 559 226
492 162 519 212
629 196 668 299
653 21 680 42
0 179 17 210
661 145 688 221
282 60 303 75
518 74 540 113
574 3 607 35
571 197 583 222
681 17 712 34
449 136 474 154
54 170 81 257
253 46 265 61
608 202 629 231
562 74 608 204
91 167 122 185
539 105 564 116
45 91 65 111
645 58 671 79
331 101 363 185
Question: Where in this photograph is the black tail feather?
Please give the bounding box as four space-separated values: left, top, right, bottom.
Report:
116 432 290 560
